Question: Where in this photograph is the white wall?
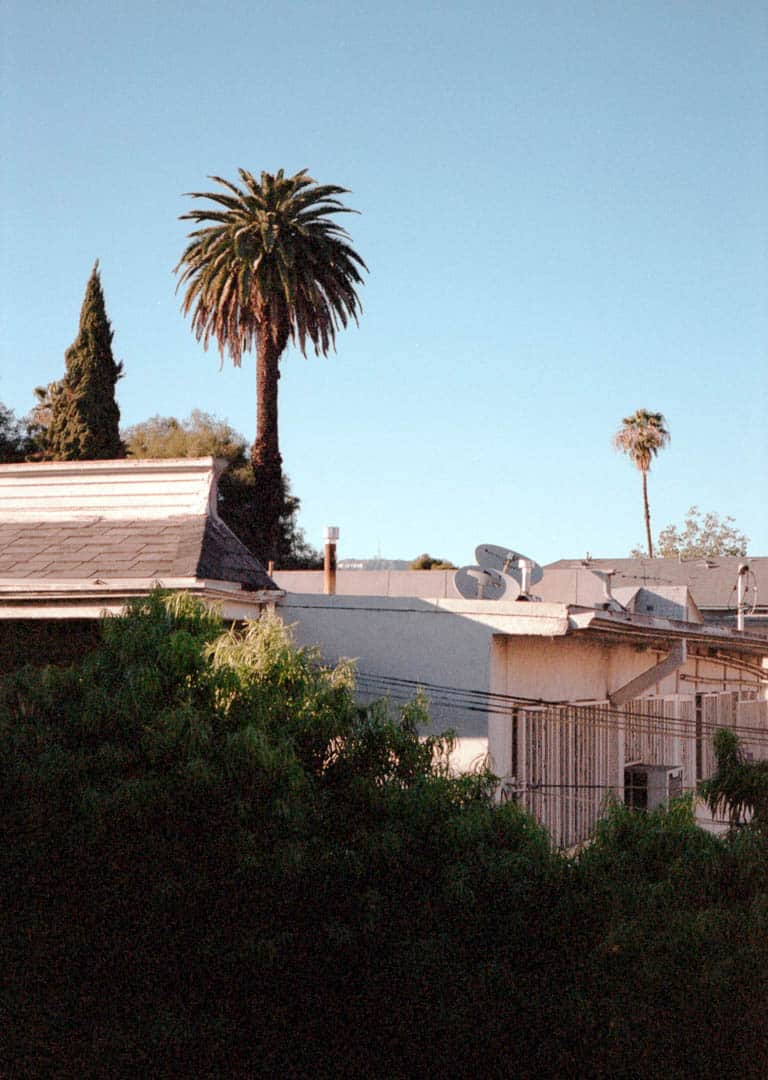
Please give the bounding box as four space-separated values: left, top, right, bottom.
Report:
279 594 597 771
492 634 757 711
274 570 458 597
278 593 763 778
280 594 494 769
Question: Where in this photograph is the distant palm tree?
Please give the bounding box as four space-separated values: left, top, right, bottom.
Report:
174 168 367 558
613 409 670 557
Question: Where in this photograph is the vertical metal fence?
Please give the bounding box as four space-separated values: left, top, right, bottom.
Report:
500 692 768 849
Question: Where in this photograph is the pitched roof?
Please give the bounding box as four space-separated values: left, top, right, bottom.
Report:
0 457 278 599
0 515 276 590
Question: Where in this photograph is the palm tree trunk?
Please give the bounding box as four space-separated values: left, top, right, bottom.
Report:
251 323 286 564
642 468 653 558
252 323 283 471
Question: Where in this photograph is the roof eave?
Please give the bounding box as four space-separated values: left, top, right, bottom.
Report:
0 577 283 619
568 607 768 658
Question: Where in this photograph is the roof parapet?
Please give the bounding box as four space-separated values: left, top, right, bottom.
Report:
0 457 228 521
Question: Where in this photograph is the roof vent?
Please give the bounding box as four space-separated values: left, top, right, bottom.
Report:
591 568 625 612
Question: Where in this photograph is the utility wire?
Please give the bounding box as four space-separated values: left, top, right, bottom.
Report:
356 669 762 721
355 671 768 747
355 670 762 725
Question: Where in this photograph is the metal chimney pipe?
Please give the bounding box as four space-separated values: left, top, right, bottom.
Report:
324 526 339 595
737 563 749 632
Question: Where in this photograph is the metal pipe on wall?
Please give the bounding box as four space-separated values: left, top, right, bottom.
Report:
324 526 339 595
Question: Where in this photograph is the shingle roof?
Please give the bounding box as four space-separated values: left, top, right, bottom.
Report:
0 515 277 591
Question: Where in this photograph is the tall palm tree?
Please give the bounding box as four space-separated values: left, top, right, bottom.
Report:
174 168 367 559
613 409 670 557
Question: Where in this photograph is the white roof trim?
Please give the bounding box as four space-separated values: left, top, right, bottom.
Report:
0 578 283 620
0 457 228 521
278 592 768 657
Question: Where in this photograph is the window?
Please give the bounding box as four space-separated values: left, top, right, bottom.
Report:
624 768 648 811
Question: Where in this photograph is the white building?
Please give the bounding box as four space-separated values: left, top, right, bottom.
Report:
275 568 768 845
2 458 765 847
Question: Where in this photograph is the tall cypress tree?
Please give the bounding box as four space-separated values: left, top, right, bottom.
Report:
45 261 125 460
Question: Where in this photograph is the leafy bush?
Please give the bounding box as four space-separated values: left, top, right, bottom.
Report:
3 597 768 1077
701 727 768 830
410 551 456 569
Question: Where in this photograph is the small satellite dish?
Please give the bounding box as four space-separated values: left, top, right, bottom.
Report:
475 544 543 588
454 565 519 601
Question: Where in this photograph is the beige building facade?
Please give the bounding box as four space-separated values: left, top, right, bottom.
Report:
277 577 768 845
2 460 765 848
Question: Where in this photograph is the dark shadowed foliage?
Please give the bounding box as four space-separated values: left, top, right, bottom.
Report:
701 727 768 830
0 401 36 462
2 597 768 1077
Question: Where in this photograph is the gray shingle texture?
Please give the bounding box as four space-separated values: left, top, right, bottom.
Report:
0 516 277 591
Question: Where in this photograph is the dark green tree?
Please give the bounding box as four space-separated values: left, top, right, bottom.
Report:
410 552 457 570
124 411 322 567
174 168 366 564
0 402 35 462
700 728 768 830
4 597 768 1076
44 261 124 460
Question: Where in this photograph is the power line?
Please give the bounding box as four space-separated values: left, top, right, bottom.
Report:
356 669 762 721
355 669 751 725
354 671 768 747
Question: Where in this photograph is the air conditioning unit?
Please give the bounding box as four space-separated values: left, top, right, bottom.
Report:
624 764 684 812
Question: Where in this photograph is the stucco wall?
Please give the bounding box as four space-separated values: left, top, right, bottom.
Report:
279 594 763 776
280 594 497 770
274 570 458 598
493 634 758 704
495 635 613 702
279 595 614 771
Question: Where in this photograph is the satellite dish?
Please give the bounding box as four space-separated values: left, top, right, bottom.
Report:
475 544 543 587
454 565 519 601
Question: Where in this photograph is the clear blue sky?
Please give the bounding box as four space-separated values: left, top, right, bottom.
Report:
2 1 766 565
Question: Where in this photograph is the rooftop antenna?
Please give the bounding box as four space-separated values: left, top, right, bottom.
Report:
475 543 543 599
736 562 758 631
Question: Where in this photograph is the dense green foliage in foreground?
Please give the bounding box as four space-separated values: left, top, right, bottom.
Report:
2 597 768 1077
